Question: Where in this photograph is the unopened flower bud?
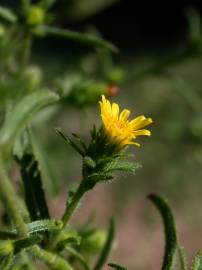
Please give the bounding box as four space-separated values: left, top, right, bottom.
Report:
26 6 45 26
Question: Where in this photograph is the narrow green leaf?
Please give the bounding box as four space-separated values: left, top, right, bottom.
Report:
0 6 17 23
148 194 177 270
17 154 50 221
192 251 202 270
108 263 127 270
66 246 90 270
0 253 13 270
30 130 59 196
56 129 85 156
0 231 18 240
178 246 188 270
39 0 56 10
13 235 42 253
94 219 115 270
27 219 63 234
67 0 118 21
34 25 118 52
0 90 59 154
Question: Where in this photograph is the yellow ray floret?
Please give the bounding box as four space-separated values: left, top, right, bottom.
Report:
99 95 153 149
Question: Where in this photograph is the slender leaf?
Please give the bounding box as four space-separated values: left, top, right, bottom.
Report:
94 219 115 270
192 251 202 270
148 194 177 270
34 25 118 52
0 6 17 23
108 263 127 270
39 0 56 10
0 253 13 270
14 235 42 253
0 90 59 154
30 130 59 196
0 231 18 240
17 153 50 221
66 246 90 270
178 246 188 270
26 219 63 234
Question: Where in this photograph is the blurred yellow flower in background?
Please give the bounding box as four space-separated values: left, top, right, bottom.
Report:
99 95 153 149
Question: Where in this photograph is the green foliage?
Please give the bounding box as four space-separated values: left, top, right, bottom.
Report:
108 263 127 270
0 6 17 23
0 1 202 270
16 153 50 221
192 251 202 270
148 194 177 270
94 219 115 270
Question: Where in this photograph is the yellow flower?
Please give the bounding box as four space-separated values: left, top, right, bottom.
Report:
99 95 153 149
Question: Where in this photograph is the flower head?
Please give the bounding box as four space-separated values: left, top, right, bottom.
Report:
99 95 152 149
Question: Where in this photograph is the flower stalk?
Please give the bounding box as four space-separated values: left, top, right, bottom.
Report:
62 180 87 228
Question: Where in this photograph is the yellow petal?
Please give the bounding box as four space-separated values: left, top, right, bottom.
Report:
119 109 130 121
112 102 119 118
131 117 153 130
133 129 151 136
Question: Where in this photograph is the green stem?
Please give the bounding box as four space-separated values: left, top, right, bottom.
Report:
48 180 87 250
30 245 73 270
0 155 28 237
20 32 32 72
62 180 86 228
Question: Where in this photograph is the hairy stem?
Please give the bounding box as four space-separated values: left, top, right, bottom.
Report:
30 245 73 270
0 155 27 237
62 180 86 227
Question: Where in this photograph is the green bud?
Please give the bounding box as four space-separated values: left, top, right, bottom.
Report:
0 241 13 255
26 6 45 26
81 229 107 254
107 67 125 84
68 80 107 107
24 65 43 91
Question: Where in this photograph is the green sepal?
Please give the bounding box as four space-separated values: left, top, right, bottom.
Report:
0 6 17 23
56 129 85 156
94 219 115 270
148 194 177 270
108 263 127 270
87 172 113 183
83 156 96 169
192 251 202 270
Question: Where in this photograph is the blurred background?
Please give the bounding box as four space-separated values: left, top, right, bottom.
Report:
3 0 202 268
